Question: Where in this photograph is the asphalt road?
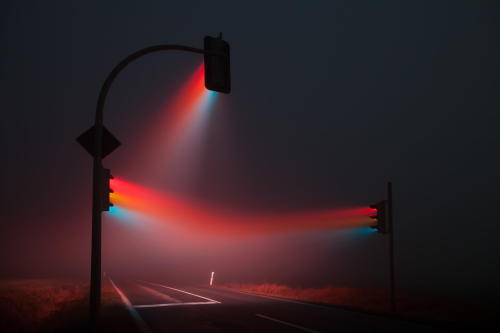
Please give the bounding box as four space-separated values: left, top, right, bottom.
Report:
109 278 452 333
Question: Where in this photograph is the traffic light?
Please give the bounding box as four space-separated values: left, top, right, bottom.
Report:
102 168 114 211
204 34 230 93
370 200 387 233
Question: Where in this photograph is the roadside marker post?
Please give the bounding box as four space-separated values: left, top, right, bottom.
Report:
209 272 215 286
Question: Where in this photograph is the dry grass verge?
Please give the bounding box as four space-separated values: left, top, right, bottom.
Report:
226 283 387 312
0 278 136 333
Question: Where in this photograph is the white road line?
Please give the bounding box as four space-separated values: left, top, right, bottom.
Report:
108 277 152 333
256 314 322 333
134 301 219 308
138 284 182 303
139 280 221 303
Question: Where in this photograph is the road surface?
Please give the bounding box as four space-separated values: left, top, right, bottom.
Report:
109 278 451 332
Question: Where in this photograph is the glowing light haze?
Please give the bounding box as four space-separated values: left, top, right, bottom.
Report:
106 63 373 236
133 63 218 189
105 64 372 235
2 1 499 303
109 177 373 235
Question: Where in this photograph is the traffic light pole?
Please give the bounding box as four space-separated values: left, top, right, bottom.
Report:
89 44 222 328
387 181 396 313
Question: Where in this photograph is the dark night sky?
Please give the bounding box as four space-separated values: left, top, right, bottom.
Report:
1 1 499 300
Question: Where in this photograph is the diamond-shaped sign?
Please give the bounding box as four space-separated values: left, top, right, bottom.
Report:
76 125 121 159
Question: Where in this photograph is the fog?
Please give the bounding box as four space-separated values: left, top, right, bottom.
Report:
1 1 499 305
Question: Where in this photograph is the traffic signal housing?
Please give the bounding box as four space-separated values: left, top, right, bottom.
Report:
370 200 387 233
102 168 114 211
204 34 230 93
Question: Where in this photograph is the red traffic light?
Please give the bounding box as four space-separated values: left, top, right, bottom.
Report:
204 35 231 93
102 168 114 212
369 200 387 233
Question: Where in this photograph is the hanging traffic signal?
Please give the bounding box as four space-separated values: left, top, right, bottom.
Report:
370 200 387 233
102 168 114 211
204 34 230 93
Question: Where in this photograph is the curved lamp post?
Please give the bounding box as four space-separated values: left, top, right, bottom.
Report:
78 36 230 326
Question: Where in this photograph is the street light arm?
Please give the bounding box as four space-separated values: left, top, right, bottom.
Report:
95 44 206 127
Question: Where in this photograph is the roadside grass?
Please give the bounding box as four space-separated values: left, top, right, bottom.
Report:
225 283 387 312
0 278 137 332
224 283 499 329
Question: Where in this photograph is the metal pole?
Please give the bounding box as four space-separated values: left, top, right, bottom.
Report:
90 147 102 328
88 44 212 327
387 181 396 313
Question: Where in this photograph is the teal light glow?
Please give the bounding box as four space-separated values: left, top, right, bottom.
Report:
190 89 218 127
106 205 157 228
334 226 376 238
313 227 378 242
352 226 378 236
166 89 218 189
